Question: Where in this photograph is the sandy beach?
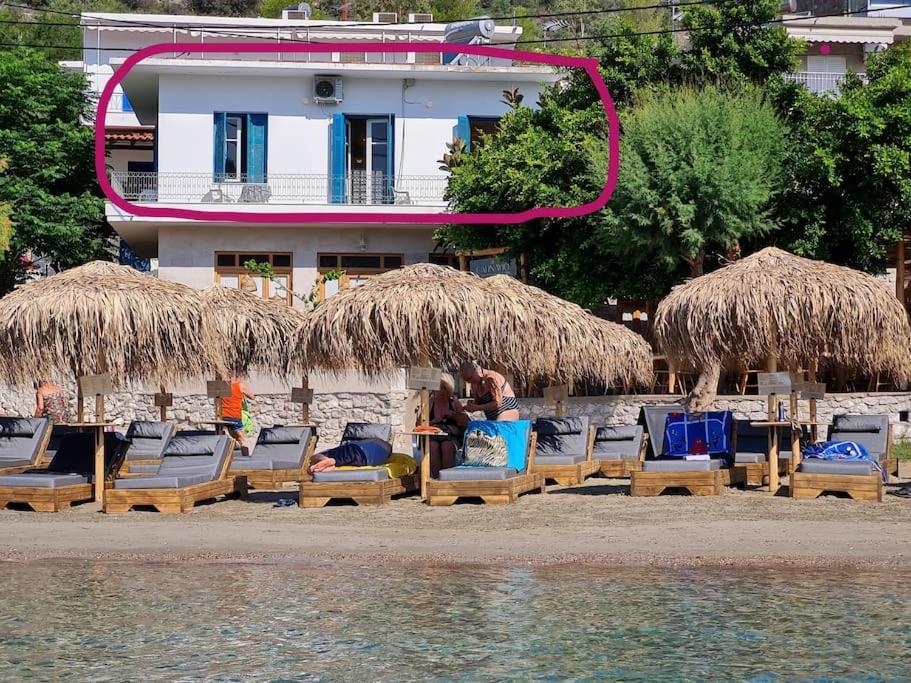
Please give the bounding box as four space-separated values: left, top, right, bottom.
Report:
3 477 910 568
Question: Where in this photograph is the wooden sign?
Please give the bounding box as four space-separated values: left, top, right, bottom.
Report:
78 373 112 396
408 366 442 391
290 387 314 404
153 392 173 407
757 372 792 396
206 380 232 398
800 382 826 400
543 384 570 404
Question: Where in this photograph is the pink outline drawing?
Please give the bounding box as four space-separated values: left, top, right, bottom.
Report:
95 42 620 224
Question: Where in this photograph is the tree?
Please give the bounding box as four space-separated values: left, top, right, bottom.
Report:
0 159 11 254
0 49 112 292
593 86 788 280
771 42 911 273
186 0 260 17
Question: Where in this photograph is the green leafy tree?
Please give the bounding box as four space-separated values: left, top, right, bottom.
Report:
430 0 480 22
186 0 260 16
0 49 112 292
258 0 330 18
0 159 11 254
771 42 911 273
594 86 788 280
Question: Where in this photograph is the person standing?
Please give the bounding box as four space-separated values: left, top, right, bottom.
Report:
34 379 69 424
458 362 520 421
221 375 254 457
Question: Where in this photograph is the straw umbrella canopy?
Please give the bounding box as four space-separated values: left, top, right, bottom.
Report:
0 260 213 389
200 284 308 378
304 263 653 388
654 247 911 405
483 274 653 389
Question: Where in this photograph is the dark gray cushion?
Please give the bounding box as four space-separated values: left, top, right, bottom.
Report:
832 415 887 434
829 415 889 458
312 469 389 482
593 425 642 460
342 422 392 443
0 459 32 468
126 463 160 474
799 460 877 476
258 426 311 445
0 472 88 488
234 434 310 472
642 458 724 472
438 467 519 481
0 417 48 466
124 421 176 461
595 425 640 441
162 435 218 457
735 452 766 464
534 454 587 466
113 473 213 489
535 416 589 458
0 417 45 438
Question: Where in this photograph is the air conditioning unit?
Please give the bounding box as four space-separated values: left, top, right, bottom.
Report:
314 76 343 104
372 12 398 23
408 13 433 23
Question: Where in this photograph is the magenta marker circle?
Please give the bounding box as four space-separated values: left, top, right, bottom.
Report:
94 42 620 225
819 43 831 56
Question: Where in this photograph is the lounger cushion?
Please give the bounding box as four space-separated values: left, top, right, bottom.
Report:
0 459 32 469
534 416 589 459
124 421 175 460
113 473 213 489
342 422 392 443
593 425 643 460
0 417 46 438
735 452 765 464
642 458 724 472
829 415 889 459
258 426 310 445
162 435 217 457
0 417 48 465
312 469 389 482
438 467 519 481
126 463 160 474
833 415 886 434
640 406 682 458
799 460 877 476
0 473 88 488
534 454 587 465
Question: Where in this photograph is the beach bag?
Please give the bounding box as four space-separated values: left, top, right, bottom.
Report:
663 411 732 456
241 398 255 435
462 429 508 467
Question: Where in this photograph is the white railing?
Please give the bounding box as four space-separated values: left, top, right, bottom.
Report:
783 71 867 95
109 171 449 206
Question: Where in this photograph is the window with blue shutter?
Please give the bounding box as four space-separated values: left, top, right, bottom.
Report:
329 113 346 203
246 113 267 183
121 92 133 112
213 112 268 182
453 115 471 152
213 112 226 180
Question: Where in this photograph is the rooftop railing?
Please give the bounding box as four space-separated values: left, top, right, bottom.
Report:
782 71 866 95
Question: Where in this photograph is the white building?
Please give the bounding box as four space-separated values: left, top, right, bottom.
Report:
70 12 558 304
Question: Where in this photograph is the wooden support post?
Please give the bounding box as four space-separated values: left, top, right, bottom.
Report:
159 385 167 421
897 237 905 305
301 374 310 424
767 346 780 494
93 425 105 505
555 399 565 418
789 390 800 474
76 375 84 424
809 360 819 443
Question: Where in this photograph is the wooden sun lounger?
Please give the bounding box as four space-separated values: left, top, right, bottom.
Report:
426 432 544 506
597 431 648 478
630 463 746 497
103 436 246 514
531 424 600 486
0 418 52 475
790 469 883 502
233 432 319 490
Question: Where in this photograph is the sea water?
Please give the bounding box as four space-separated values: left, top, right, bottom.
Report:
0 561 909 682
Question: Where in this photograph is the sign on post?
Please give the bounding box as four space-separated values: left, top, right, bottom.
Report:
78 373 112 397
153 392 173 408
469 256 518 279
290 387 315 404
800 382 826 400
408 366 442 391
543 384 570 404
757 372 792 396
206 380 232 398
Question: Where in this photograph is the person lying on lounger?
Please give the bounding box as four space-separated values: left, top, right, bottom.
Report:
308 438 392 473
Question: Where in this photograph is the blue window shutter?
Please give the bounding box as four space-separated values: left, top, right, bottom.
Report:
386 115 395 198
213 112 226 181
329 113 346 203
121 92 133 112
454 115 471 153
246 113 267 182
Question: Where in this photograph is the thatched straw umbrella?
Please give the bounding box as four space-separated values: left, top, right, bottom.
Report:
655 247 911 391
200 285 308 421
0 260 212 413
654 247 911 490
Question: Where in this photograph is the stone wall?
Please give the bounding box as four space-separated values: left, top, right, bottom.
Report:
517 393 911 439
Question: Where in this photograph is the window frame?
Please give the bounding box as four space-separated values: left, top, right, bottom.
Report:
315 251 404 302
214 251 293 305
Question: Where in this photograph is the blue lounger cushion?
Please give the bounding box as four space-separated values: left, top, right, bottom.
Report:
642 459 724 472
312 469 389 482
799 460 877 476
438 467 519 481
0 473 88 488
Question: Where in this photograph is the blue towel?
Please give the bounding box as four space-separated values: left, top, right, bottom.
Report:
460 420 532 470
663 411 732 457
804 440 886 482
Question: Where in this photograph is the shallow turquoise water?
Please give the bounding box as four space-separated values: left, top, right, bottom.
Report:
1 561 909 682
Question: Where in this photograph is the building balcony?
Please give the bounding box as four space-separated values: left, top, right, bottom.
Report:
108 171 449 208
782 71 866 95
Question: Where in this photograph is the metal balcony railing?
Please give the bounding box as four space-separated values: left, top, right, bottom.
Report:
108 171 449 206
782 71 866 95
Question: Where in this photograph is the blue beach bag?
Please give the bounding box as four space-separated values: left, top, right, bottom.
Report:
663 411 732 456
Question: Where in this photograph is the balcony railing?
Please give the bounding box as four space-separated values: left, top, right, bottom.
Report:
782 71 866 95
109 171 449 207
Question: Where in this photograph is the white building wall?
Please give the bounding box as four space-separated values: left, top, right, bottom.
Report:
156 73 543 178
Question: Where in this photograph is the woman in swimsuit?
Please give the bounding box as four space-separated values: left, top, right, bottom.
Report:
426 373 468 476
34 379 69 424
459 361 520 422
